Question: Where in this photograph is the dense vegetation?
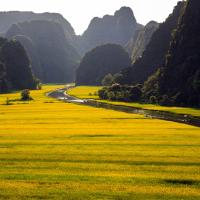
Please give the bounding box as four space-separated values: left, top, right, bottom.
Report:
76 44 131 86
121 1 185 84
143 0 200 107
6 20 80 83
98 84 142 102
0 37 37 93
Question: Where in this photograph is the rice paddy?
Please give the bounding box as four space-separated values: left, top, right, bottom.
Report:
0 85 199 199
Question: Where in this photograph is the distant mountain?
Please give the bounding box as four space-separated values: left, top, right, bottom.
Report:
0 37 37 93
126 21 159 63
12 35 43 80
78 7 143 56
143 0 200 106
0 11 76 46
76 44 131 86
6 20 80 83
122 2 185 84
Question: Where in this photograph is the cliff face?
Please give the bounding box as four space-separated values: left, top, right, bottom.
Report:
0 37 37 92
76 44 131 86
6 20 80 83
78 7 143 56
122 2 185 84
157 0 200 106
128 21 159 63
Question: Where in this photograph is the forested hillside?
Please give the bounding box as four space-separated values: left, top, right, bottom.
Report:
143 0 200 106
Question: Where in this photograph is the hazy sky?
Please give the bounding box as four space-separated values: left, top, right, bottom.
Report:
0 0 181 35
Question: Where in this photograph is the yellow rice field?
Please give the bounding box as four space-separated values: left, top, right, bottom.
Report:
0 85 199 199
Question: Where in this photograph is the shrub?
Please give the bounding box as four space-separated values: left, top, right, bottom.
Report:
107 91 116 101
110 83 121 92
21 89 33 101
37 83 42 90
129 85 142 101
101 74 113 86
98 88 108 99
113 73 123 84
149 96 158 104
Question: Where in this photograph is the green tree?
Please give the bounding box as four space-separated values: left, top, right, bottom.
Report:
21 89 33 101
113 73 123 84
102 74 113 86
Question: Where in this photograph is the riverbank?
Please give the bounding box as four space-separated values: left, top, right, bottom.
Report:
49 86 200 127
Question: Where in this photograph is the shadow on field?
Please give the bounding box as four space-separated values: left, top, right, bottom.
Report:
163 179 199 185
72 134 115 138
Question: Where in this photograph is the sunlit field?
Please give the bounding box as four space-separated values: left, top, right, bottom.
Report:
68 86 101 100
0 85 200 199
68 86 200 117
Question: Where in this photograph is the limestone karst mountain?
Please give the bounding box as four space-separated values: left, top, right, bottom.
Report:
121 2 185 84
143 0 200 106
0 11 77 46
78 7 143 56
126 21 159 63
6 20 80 83
76 44 131 86
0 37 37 92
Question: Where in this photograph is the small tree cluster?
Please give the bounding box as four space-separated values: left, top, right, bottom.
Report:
101 73 123 86
21 89 33 101
98 84 142 102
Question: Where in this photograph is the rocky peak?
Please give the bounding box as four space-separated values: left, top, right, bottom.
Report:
114 7 136 23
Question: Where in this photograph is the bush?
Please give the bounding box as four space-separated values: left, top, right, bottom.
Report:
110 83 121 92
98 88 108 99
113 73 123 84
129 85 142 101
37 83 42 90
149 96 158 104
21 89 33 101
101 74 114 86
98 84 143 102
107 91 116 101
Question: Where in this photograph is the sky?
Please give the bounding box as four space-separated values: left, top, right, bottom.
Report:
0 0 181 35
